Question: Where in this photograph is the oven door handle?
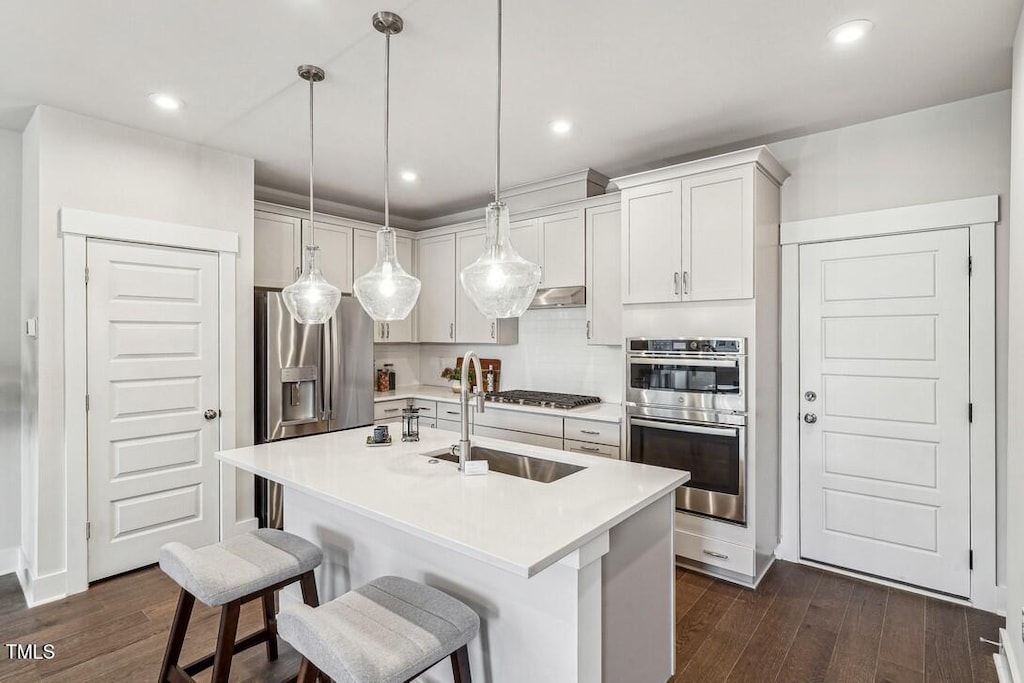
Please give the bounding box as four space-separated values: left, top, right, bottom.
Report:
630 418 738 437
628 357 739 369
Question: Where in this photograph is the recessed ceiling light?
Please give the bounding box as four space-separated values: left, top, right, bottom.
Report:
828 19 873 45
400 170 418 182
148 92 183 111
549 119 573 135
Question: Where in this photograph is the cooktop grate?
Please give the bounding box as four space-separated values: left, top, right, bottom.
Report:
484 390 602 410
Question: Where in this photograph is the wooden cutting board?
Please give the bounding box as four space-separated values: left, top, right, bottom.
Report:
456 357 502 392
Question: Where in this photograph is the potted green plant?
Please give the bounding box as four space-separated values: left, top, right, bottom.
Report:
440 365 476 394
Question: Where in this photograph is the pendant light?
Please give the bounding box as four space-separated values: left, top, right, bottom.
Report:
282 65 342 324
459 0 541 319
353 11 422 321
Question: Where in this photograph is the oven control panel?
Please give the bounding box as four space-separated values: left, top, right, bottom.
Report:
628 337 744 354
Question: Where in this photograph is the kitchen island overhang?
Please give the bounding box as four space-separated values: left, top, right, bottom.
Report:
218 427 688 682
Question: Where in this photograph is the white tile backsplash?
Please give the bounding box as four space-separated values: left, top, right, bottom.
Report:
415 308 623 402
373 343 421 389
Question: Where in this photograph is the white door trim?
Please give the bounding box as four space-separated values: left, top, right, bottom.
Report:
61 208 242 597
780 195 998 245
778 198 999 613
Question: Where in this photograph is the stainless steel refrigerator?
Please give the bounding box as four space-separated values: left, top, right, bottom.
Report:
254 289 374 528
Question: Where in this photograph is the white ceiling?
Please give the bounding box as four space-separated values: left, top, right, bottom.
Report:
0 0 1019 221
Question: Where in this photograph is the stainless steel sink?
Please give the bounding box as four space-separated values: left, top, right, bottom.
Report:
421 446 585 483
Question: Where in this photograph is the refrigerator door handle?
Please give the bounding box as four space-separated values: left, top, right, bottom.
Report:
322 320 333 422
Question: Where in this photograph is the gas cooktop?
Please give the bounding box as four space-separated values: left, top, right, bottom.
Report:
484 390 602 410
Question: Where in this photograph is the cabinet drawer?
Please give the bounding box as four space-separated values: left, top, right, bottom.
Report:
564 418 620 446
374 400 407 421
564 439 619 459
437 403 464 421
474 409 563 438
675 530 754 577
410 399 437 416
474 425 563 450
421 418 437 429
436 418 461 433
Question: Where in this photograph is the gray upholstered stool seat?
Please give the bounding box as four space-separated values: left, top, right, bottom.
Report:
157 529 323 683
159 528 323 607
279 576 480 683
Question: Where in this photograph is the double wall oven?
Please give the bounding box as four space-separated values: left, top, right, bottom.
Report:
626 338 747 525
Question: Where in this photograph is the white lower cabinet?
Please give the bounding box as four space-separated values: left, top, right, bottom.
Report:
436 419 461 433
474 425 563 450
373 399 407 422
564 439 618 458
675 529 755 577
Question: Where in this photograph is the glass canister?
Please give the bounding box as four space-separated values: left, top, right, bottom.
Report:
401 407 420 442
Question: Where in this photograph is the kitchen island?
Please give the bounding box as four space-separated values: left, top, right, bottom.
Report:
217 426 687 683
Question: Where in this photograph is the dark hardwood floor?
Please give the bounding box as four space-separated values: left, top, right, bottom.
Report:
672 561 1004 683
0 560 1005 682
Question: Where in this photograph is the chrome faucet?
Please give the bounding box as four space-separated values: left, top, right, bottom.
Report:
458 350 485 471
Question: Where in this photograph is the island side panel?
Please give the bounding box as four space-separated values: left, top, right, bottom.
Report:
602 493 676 683
283 487 605 683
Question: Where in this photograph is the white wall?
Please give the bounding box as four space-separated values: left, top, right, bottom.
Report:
0 130 21 572
767 90 1012 587
1003 8 1024 672
20 106 255 601
376 308 623 402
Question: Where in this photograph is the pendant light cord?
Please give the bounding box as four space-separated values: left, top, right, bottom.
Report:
494 0 502 204
384 32 391 230
308 72 316 244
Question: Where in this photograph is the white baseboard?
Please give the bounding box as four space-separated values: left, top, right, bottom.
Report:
16 549 67 608
0 546 19 575
999 629 1021 683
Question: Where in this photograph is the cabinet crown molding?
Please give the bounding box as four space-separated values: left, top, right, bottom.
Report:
610 146 789 190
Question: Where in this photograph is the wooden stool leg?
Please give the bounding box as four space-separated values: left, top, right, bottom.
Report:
261 589 279 662
210 599 241 683
159 588 195 682
297 657 320 683
450 644 472 683
299 570 320 608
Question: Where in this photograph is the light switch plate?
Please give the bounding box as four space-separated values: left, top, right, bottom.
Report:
24 317 37 338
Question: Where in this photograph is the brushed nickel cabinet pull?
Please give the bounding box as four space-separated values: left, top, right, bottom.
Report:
702 549 729 560
581 429 600 435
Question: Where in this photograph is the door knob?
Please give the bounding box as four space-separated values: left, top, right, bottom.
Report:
204 409 219 420
803 413 817 424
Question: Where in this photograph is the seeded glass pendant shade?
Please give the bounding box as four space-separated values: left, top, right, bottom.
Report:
283 244 341 324
459 201 540 318
353 11 422 321
459 0 541 318
283 64 342 324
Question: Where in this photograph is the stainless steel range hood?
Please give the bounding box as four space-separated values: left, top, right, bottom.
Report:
529 286 586 309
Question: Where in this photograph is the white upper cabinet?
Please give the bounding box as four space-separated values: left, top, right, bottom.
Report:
616 148 787 305
417 234 457 343
539 209 585 288
354 228 416 343
621 180 683 304
683 167 754 301
455 229 518 344
510 218 540 268
254 211 303 288
309 220 353 294
586 204 622 346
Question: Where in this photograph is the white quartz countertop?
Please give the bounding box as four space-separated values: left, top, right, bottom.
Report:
218 427 686 578
374 385 623 423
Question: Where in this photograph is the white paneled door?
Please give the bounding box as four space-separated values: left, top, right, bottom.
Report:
87 239 221 581
799 229 971 597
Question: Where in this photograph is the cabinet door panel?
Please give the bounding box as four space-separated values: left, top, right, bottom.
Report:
310 222 353 294
384 237 415 342
353 230 385 342
622 181 683 303
540 210 585 288
254 212 302 288
417 235 456 343
586 205 622 346
684 167 754 301
510 218 540 270
456 230 496 343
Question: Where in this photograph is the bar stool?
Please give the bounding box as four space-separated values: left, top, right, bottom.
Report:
157 529 323 683
278 575 480 683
